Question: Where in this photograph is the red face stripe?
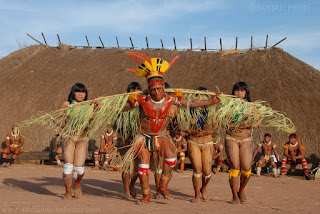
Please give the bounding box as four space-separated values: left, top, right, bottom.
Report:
235 88 246 92
148 79 165 88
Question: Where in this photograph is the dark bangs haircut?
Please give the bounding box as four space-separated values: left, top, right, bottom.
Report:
196 86 207 91
127 82 142 93
264 133 272 138
232 82 251 102
68 83 88 103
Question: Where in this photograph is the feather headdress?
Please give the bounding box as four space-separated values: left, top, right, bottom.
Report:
125 52 179 81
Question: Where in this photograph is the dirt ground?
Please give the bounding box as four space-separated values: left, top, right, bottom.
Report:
0 164 319 214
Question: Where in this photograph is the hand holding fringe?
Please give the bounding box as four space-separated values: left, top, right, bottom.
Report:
174 90 183 100
129 93 138 106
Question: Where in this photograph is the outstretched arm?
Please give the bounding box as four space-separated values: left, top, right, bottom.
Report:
179 94 220 107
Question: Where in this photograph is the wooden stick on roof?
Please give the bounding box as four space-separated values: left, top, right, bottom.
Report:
116 36 120 48
146 37 149 49
99 36 104 48
27 33 45 46
57 34 61 46
265 35 269 49
236 37 238 50
272 37 287 48
41 32 48 46
129 37 134 49
85 35 91 48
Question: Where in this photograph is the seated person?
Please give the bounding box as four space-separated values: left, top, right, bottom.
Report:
281 133 309 176
93 123 117 170
252 133 279 177
212 134 224 173
173 131 187 172
1 125 25 167
52 133 63 166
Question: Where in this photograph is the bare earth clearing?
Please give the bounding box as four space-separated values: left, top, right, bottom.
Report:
0 164 319 214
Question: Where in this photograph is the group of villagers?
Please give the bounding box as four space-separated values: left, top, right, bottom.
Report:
4 52 301 205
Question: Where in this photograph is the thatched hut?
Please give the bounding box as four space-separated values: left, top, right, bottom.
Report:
0 46 319 163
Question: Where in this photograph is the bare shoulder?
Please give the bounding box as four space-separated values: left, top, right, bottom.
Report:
59 101 70 109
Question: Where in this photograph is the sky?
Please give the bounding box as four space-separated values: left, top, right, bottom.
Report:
1 0 319 70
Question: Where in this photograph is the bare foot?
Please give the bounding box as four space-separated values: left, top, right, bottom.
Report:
74 188 82 198
62 191 72 200
160 191 173 200
200 188 209 201
136 198 150 205
238 191 246 203
123 193 133 200
154 192 164 199
191 198 201 203
230 199 240 204
93 165 100 170
130 189 137 199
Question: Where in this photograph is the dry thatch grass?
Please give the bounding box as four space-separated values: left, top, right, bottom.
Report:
0 46 319 164
220 49 246 57
58 43 73 51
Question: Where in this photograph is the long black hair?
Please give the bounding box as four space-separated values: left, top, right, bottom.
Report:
68 83 88 103
193 86 208 129
231 82 251 102
126 82 142 93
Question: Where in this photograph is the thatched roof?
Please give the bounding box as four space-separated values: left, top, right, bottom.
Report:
1 45 319 162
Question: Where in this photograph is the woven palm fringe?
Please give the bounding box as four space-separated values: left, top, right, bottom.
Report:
216 96 296 133
120 135 144 175
108 148 121 169
18 88 295 143
19 94 133 139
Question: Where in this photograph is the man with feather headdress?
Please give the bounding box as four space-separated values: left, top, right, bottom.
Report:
122 52 220 204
